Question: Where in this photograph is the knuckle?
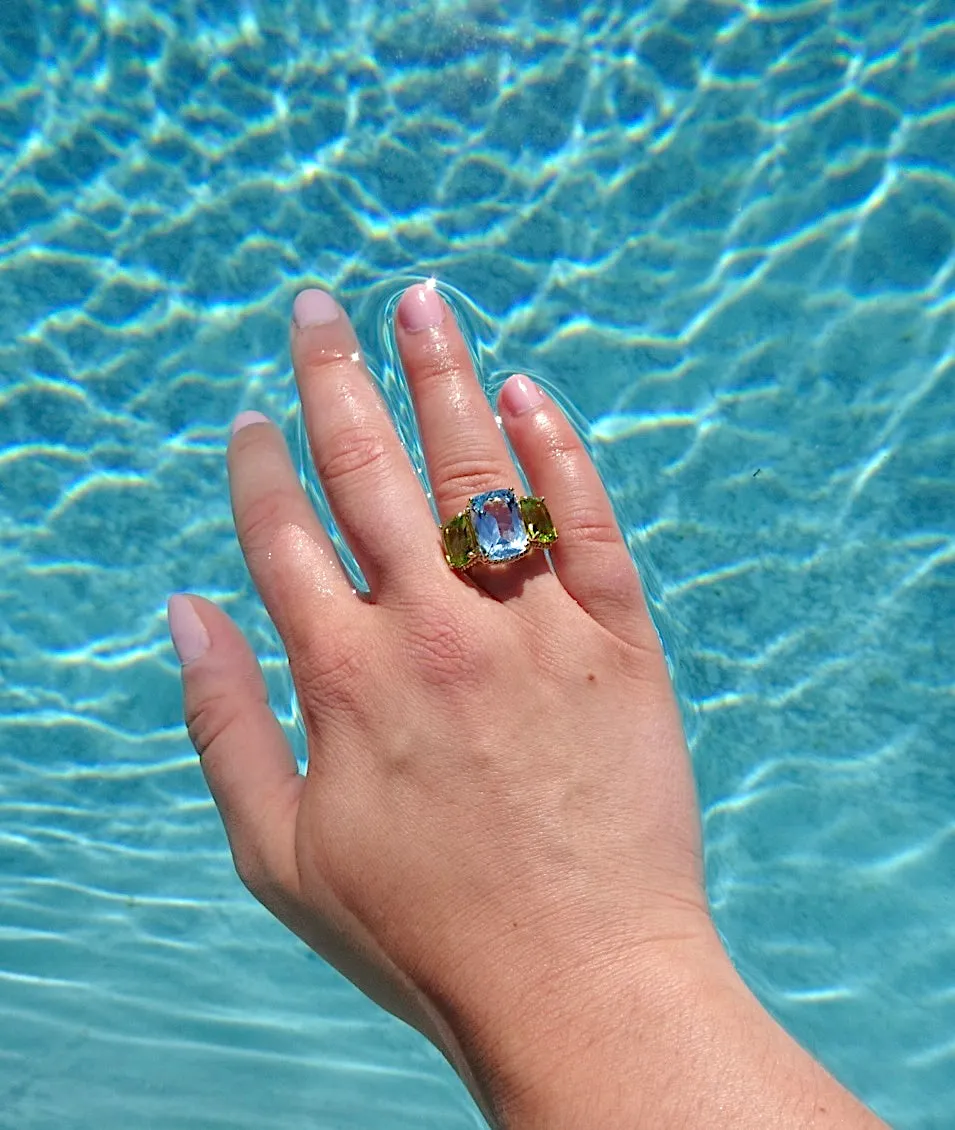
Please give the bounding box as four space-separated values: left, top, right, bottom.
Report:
434 454 511 506
574 547 646 616
559 504 623 547
617 614 670 672
411 346 465 391
298 347 357 382
403 606 486 689
543 428 582 463
238 486 294 555
231 841 292 910
317 424 390 488
232 830 297 911
231 844 267 898
291 635 367 718
185 687 240 760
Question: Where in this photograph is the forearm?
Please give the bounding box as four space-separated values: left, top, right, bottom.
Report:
454 928 888 1130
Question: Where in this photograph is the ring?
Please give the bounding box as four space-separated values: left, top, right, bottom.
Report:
441 488 557 570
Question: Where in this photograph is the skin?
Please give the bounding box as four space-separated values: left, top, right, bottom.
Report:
170 284 889 1129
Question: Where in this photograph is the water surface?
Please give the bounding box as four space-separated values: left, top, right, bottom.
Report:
1 1 954 1126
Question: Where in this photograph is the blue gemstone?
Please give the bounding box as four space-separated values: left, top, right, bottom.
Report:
469 489 529 562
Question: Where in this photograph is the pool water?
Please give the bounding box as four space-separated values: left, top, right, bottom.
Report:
1 1 953 1126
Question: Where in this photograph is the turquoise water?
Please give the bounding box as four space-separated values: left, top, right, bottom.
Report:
1 0 954 1126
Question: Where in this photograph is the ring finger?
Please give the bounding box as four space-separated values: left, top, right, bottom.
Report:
394 282 552 599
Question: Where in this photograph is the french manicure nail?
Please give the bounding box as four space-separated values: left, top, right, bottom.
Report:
231 410 270 436
398 283 445 333
500 373 544 417
167 594 211 666
293 288 340 328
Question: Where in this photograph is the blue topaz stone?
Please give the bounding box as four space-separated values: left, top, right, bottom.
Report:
468 489 529 562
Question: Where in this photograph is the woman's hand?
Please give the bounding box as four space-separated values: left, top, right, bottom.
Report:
168 284 886 1129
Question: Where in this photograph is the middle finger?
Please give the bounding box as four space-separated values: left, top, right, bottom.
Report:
291 288 442 602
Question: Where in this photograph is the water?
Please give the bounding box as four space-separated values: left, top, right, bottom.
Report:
1 0 953 1126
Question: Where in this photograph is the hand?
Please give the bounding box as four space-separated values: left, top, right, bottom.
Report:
167 283 885 1129
167 280 705 1109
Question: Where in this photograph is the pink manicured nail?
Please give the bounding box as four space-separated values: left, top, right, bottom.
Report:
398 283 445 332
231 410 270 435
293 288 339 328
500 374 544 417
167 595 210 666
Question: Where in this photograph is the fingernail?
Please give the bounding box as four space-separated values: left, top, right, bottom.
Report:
167 595 211 666
231 410 270 436
397 282 445 333
293 288 339 328
500 374 544 417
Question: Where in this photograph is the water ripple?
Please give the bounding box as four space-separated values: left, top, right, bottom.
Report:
1 0 953 1126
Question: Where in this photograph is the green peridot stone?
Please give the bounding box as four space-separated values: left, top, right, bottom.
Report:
519 496 557 546
444 511 479 569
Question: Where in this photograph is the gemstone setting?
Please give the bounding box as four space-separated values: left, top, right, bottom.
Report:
519 496 558 546
468 488 529 562
443 511 479 570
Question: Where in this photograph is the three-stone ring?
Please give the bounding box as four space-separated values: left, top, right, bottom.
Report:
441 488 557 571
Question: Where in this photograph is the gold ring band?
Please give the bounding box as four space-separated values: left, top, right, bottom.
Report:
441 488 557 571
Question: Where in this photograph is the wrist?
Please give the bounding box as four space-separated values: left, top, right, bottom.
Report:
450 918 885 1130
477 920 731 1129
436 904 722 1127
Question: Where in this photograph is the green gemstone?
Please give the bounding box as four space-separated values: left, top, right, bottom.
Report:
519 496 557 545
444 512 478 569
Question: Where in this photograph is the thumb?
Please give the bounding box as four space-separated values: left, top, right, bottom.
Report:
167 593 302 900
